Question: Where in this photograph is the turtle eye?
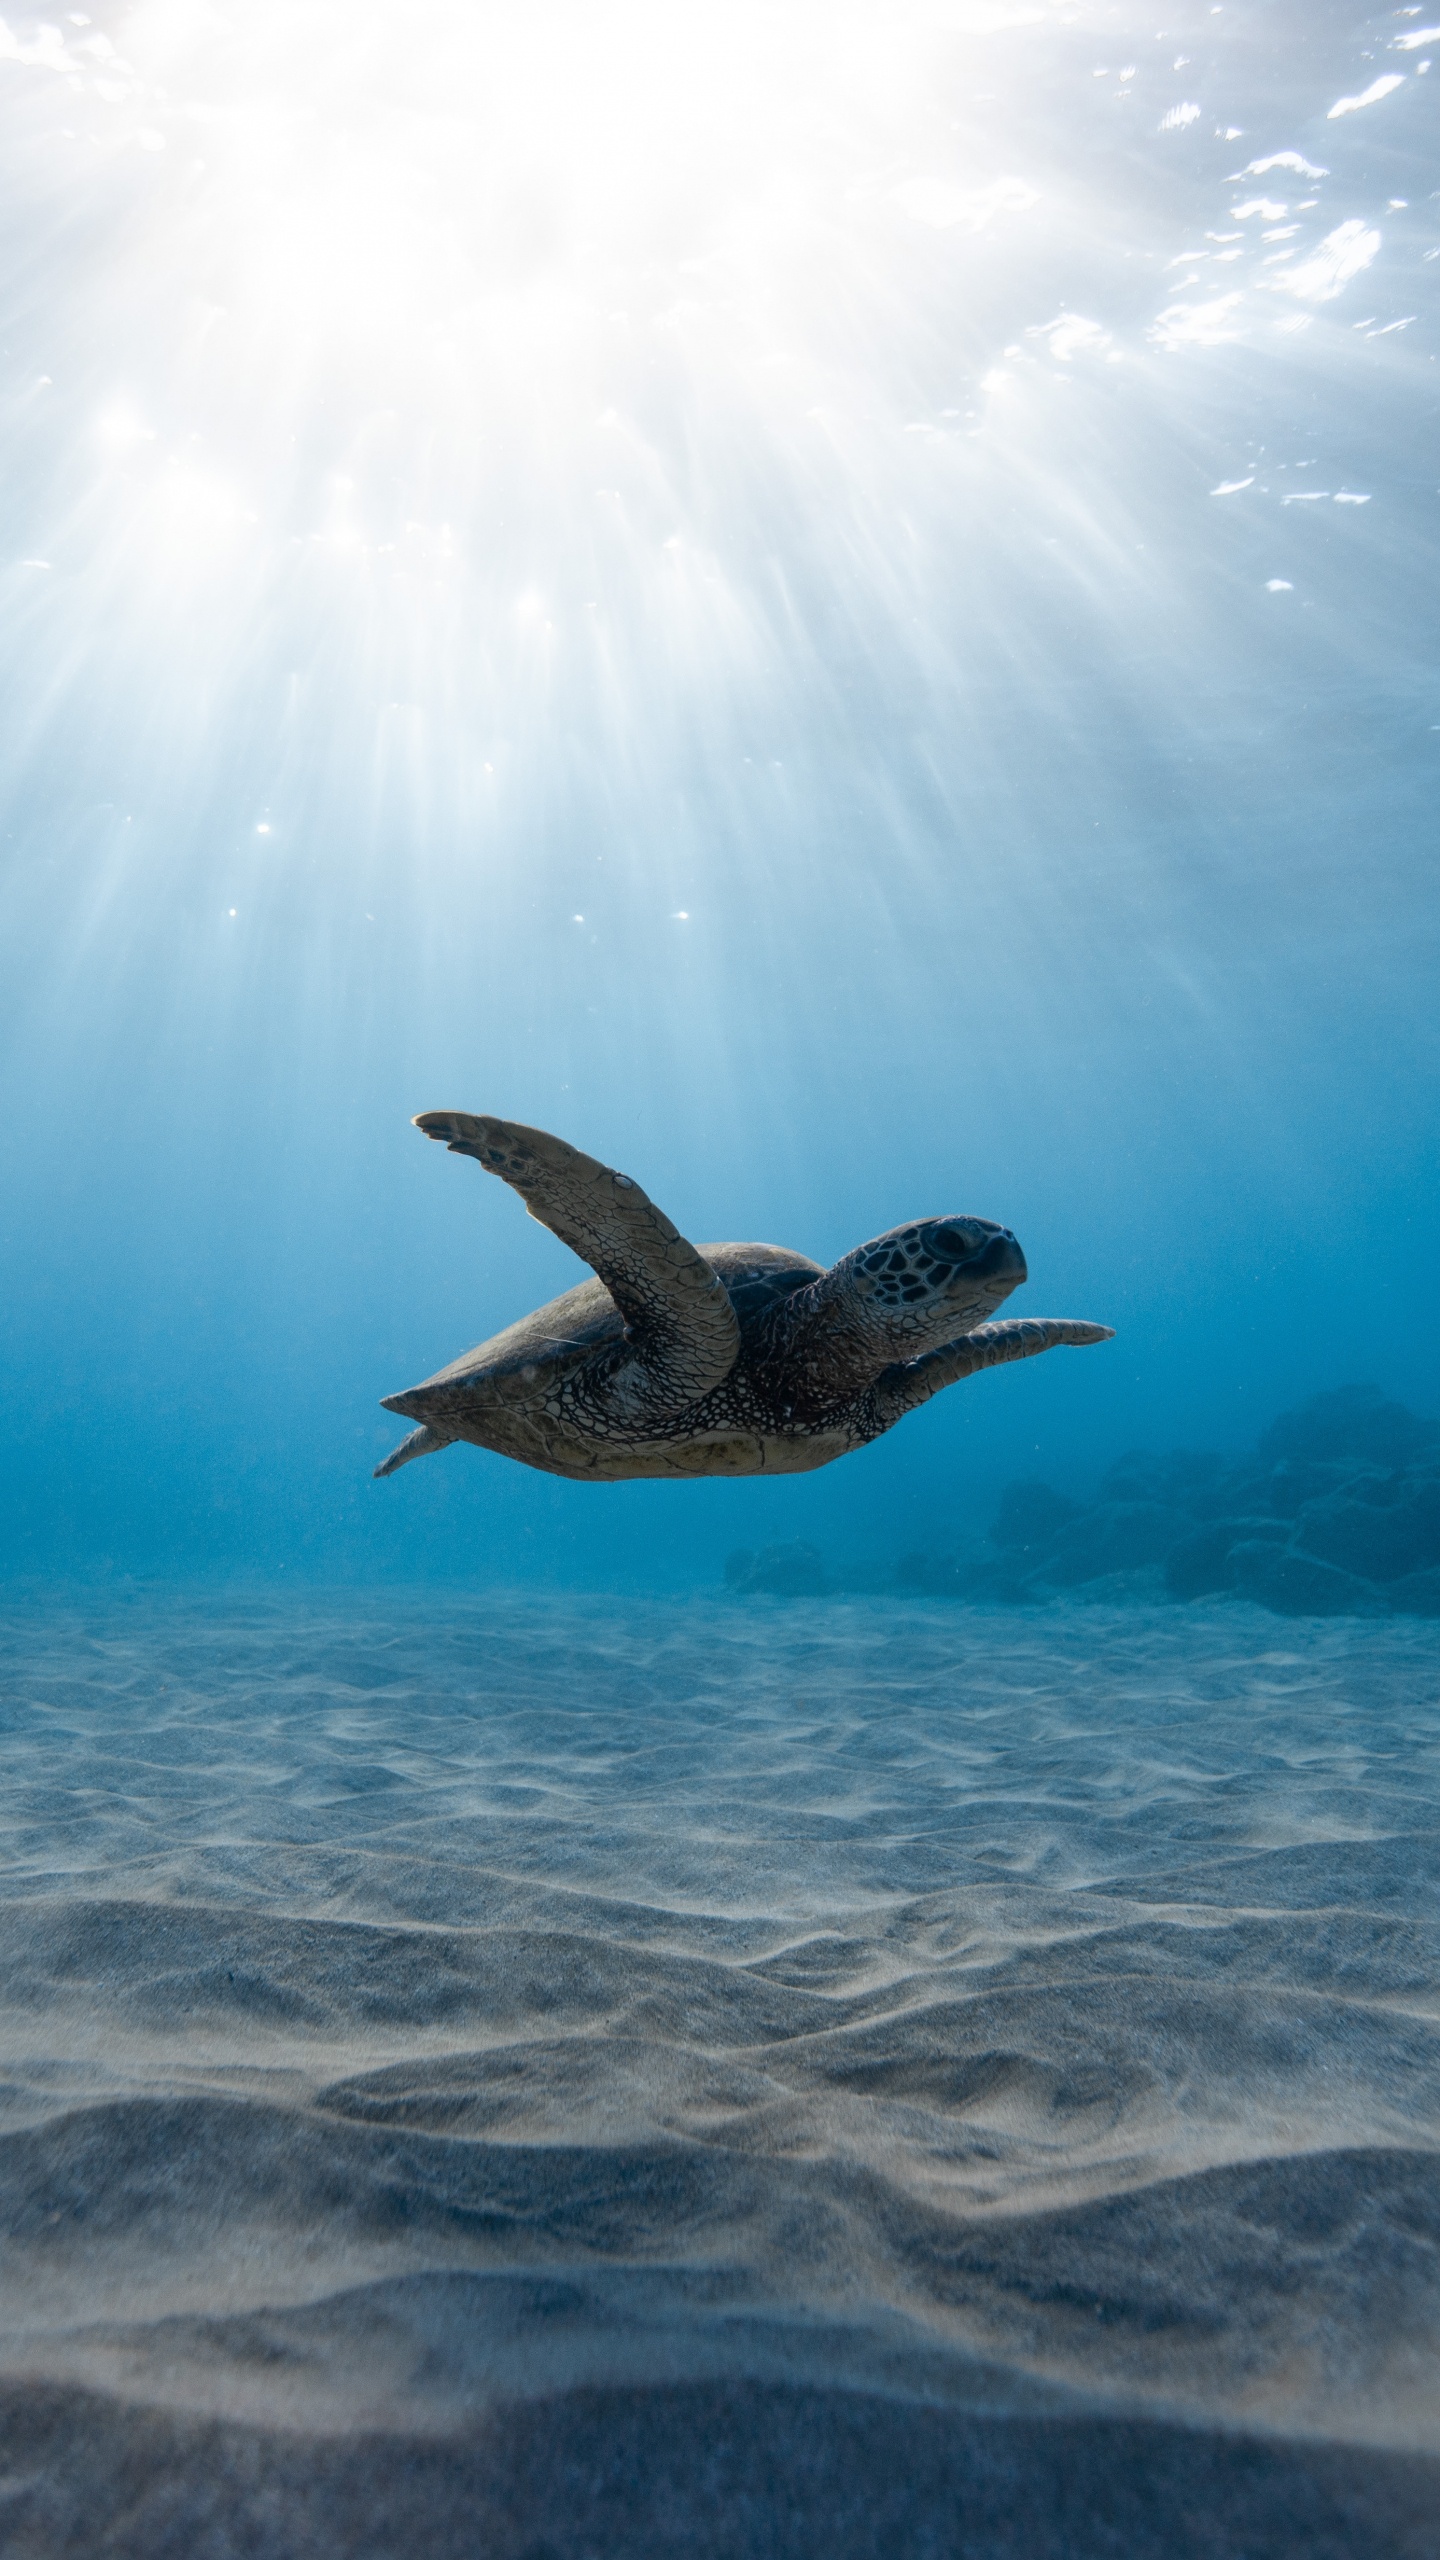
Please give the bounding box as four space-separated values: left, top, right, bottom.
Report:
929 1223 972 1259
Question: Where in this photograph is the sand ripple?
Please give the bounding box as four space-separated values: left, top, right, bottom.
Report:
0 1593 1437 2554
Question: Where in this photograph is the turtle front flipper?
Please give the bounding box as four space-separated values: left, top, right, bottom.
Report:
869 1318 1115 1432
413 1113 741 1414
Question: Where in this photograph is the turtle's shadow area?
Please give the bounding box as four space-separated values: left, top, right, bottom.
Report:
0 1592 1437 2558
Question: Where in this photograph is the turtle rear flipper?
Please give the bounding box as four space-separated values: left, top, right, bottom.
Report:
373 1421 453 1478
413 1113 740 1414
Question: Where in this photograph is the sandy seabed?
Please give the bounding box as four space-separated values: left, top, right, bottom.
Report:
0 1590 1437 2558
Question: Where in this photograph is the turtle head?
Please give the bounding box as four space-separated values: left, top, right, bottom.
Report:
837 1216 1028 1357
774 1213 1029 1411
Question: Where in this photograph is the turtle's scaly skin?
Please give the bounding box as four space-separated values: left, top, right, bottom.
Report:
375 1115 1113 1484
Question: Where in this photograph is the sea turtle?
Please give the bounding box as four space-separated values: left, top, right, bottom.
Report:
375 1113 1113 1484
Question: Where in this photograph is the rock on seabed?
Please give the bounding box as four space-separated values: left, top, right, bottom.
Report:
832 1387 1440 1618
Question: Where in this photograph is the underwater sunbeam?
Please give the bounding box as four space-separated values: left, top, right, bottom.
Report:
0 0 1436 1585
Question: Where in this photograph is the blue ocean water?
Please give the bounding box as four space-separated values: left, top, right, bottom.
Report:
2 0 1436 1593
2 9 1439 2555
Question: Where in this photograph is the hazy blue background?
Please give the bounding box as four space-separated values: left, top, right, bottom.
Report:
1 0 1436 1588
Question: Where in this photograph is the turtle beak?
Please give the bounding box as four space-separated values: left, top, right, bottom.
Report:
977 1229 1027 1289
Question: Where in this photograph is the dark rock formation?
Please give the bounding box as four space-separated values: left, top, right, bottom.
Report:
1016 1386 1439 1617
1256 1382 1437 1475
989 1480 1084 1553
1164 1518 1289 1603
730 1385 1440 1621
1227 1541 1384 1619
1040 1501 1193 1588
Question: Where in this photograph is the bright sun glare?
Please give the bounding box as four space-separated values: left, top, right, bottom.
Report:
11 0 1065 433
2 0 1416 950
0 0 1093 803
